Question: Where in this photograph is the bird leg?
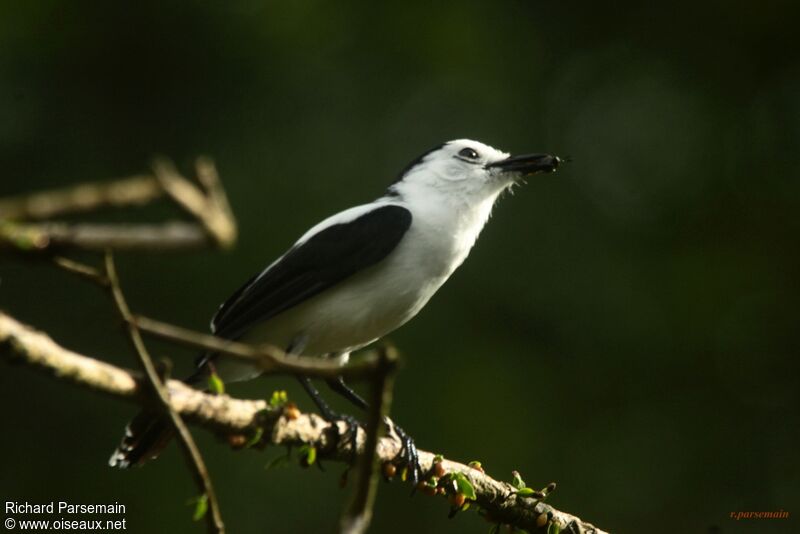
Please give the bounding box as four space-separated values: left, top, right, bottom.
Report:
326 374 422 485
325 375 368 410
297 376 361 463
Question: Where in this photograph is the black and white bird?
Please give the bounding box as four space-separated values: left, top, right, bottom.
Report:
109 139 562 480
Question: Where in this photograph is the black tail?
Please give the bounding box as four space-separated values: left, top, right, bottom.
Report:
109 361 211 468
108 410 174 469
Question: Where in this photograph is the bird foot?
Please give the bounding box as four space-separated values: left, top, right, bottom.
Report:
328 413 362 464
385 417 421 486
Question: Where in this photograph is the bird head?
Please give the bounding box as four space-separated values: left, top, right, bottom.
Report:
389 139 561 204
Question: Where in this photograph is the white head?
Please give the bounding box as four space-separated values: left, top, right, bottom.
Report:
387 139 561 206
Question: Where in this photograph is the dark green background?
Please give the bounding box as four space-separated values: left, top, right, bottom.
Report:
1 2 798 533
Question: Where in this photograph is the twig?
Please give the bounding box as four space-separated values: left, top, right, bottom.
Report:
340 346 398 534
103 252 225 534
153 158 237 249
193 158 236 248
0 310 608 534
0 221 211 251
131 314 379 380
51 256 109 286
0 175 162 221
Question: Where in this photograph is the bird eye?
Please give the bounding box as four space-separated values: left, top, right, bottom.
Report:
458 147 479 160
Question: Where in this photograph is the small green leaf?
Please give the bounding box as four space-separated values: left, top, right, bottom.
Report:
511 470 526 490
433 454 444 464
269 390 288 408
453 473 477 500
547 522 561 534
299 444 316 466
516 487 536 496
245 427 264 449
191 494 208 522
207 373 225 395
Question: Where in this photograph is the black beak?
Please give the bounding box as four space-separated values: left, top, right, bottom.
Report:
486 153 562 175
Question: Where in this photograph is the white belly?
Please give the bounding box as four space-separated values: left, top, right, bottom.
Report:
244 263 443 354
216 241 449 381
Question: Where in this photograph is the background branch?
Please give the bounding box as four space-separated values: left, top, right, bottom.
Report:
1 161 235 532
0 310 607 534
131 314 380 380
341 346 398 534
0 220 210 251
0 175 162 221
104 252 225 534
153 157 236 249
0 157 236 252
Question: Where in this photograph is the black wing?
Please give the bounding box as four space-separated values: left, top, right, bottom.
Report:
210 204 412 341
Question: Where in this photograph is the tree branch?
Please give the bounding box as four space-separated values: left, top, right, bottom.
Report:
103 252 225 534
0 175 162 221
0 220 211 251
51 255 110 286
131 314 380 381
0 310 608 534
340 346 398 534
0 157 237 252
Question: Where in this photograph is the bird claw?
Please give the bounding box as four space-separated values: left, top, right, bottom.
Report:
388 420 421 486
328 413 421 485
329 413 362 464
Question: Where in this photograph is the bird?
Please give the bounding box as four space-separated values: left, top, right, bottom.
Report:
109 139 562 481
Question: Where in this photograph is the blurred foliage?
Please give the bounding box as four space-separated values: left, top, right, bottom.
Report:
1 1 798 533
